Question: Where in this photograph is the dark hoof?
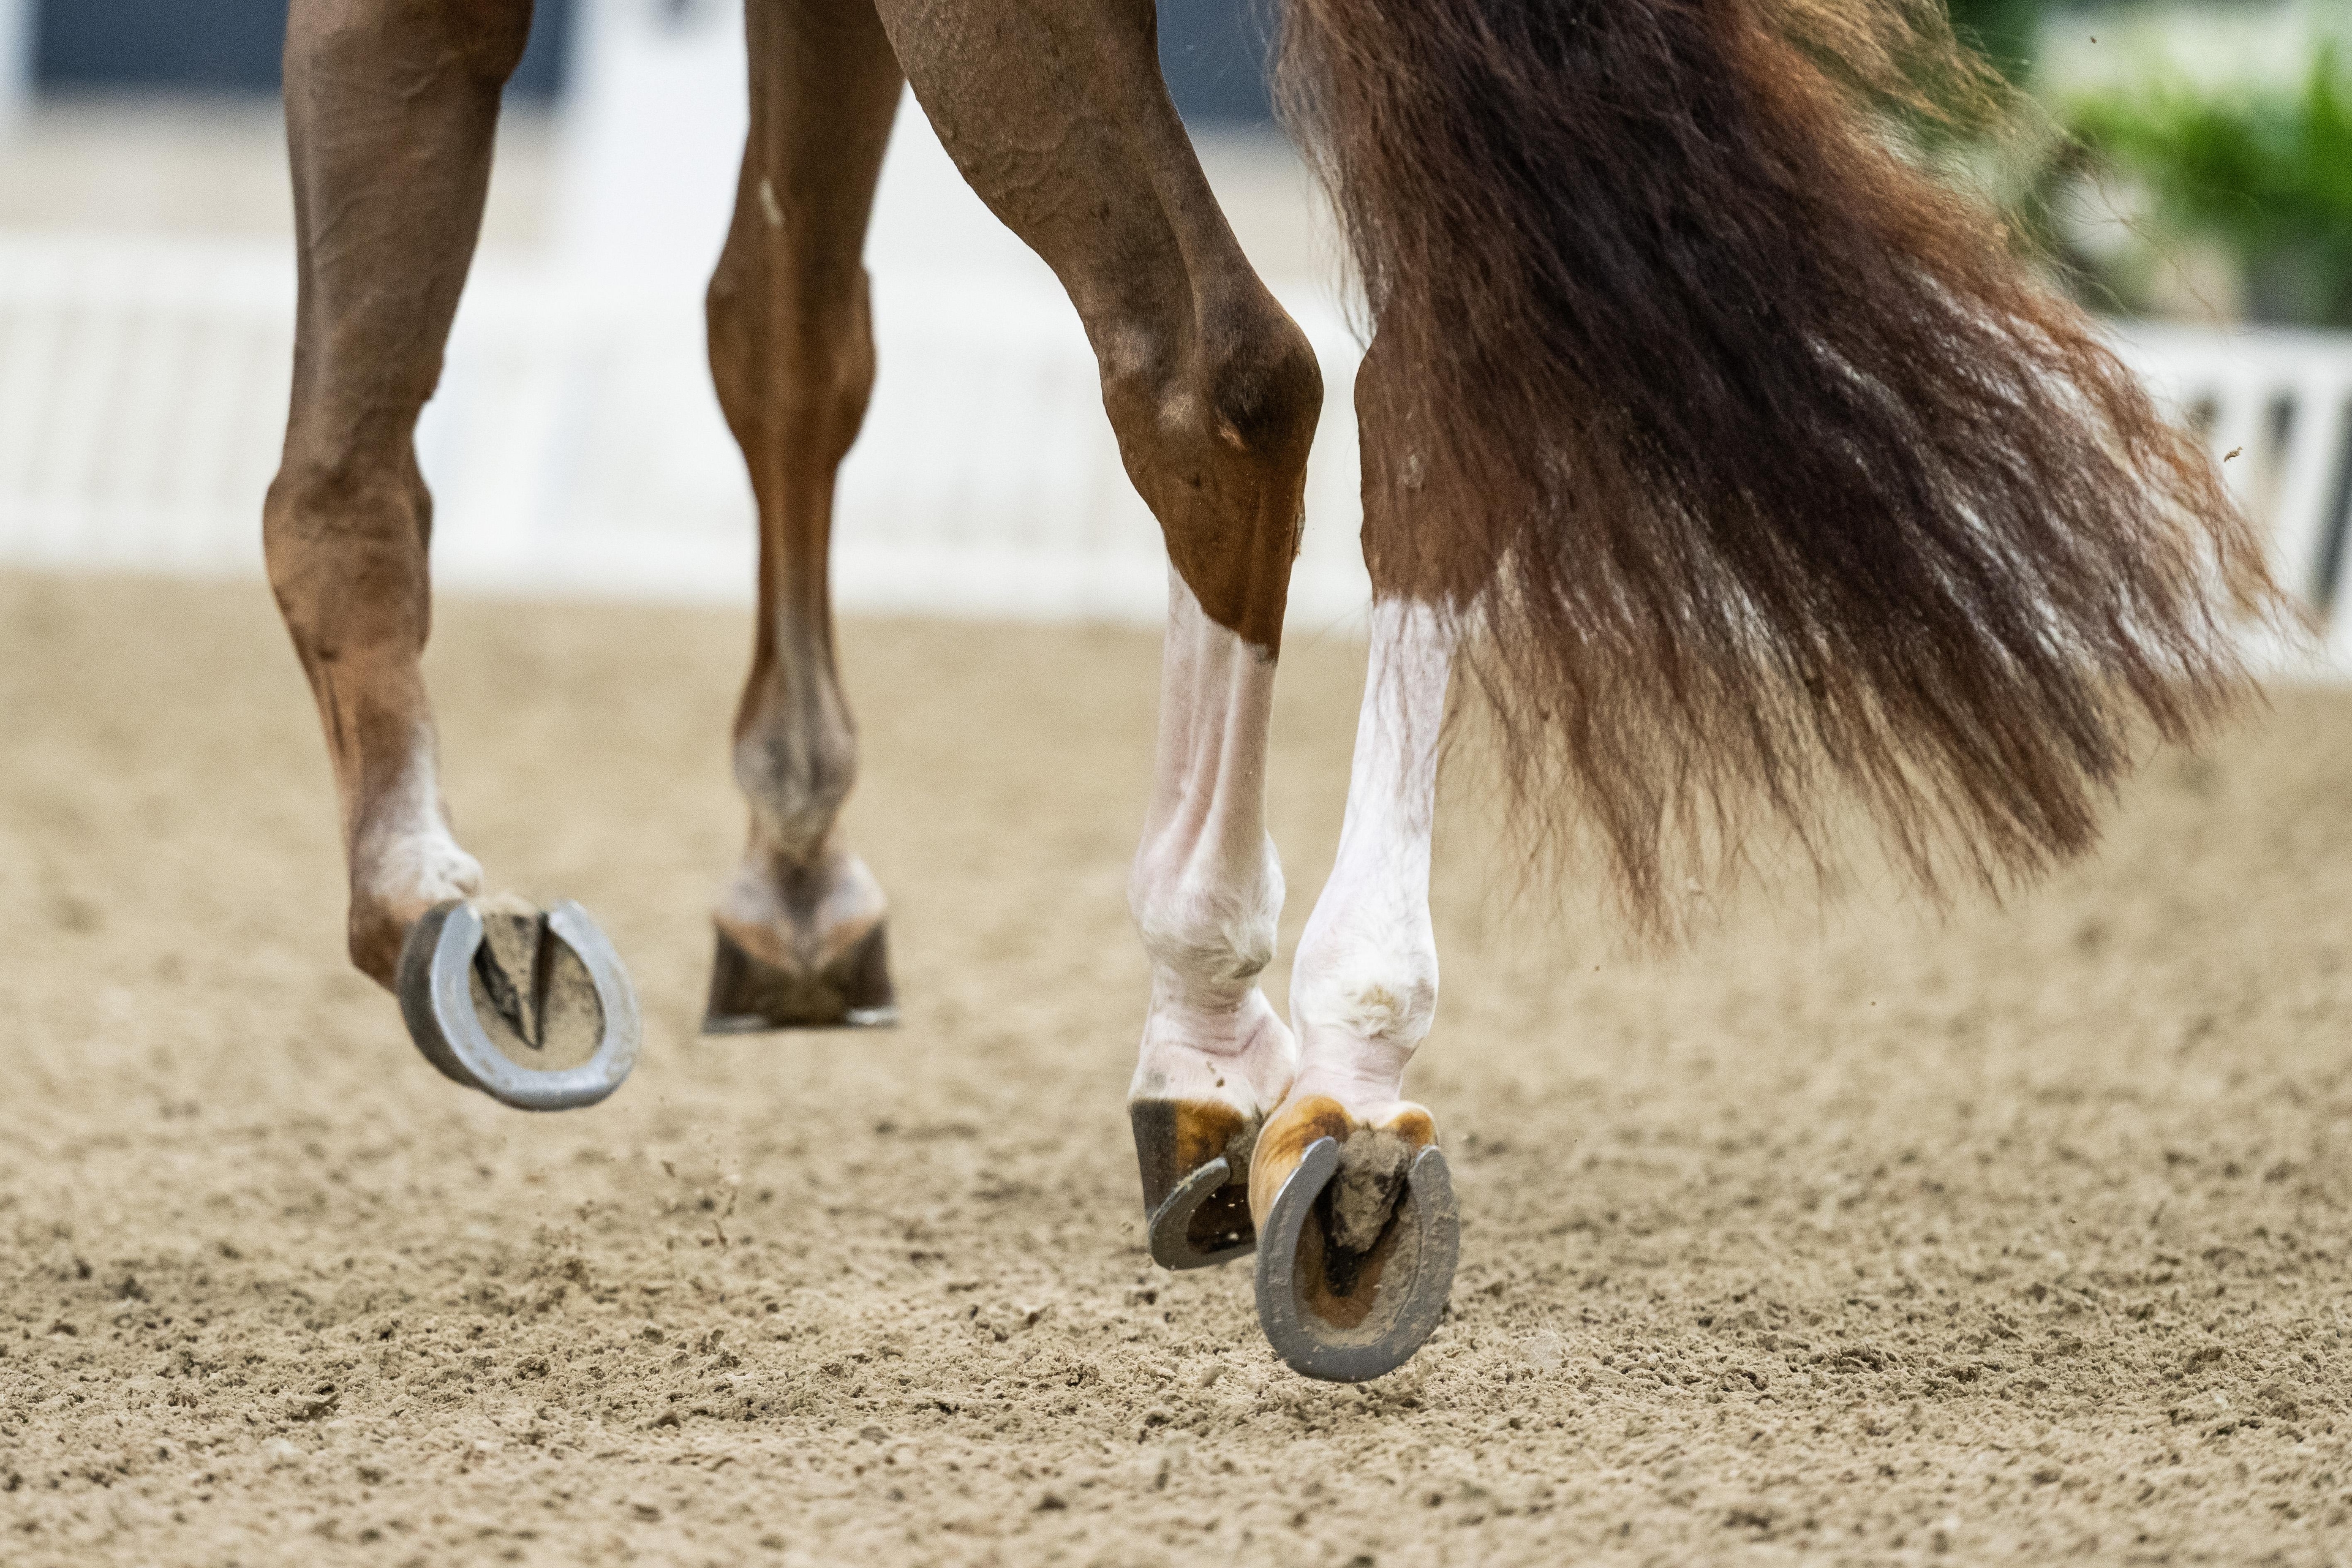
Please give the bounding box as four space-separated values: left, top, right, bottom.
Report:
1131 1099 1256 1269
702 924 897 1032
1254 1137 1458 1382
395 899 641 1111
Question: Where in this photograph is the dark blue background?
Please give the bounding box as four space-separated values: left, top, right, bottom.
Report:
30 0 1274 124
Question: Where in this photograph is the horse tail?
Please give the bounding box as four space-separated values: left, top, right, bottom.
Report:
1277 0 2285 935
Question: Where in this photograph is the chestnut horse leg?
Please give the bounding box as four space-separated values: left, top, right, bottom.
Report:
701 0 905 1031
264 0 532 987
869 0 1321 1261
1248 340 1463 1378
266 0 641 1106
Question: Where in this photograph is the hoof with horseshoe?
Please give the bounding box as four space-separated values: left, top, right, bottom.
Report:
703 924 897 1032
1131 1098 1261 1269
395 894 642 1111
1248 1097 1458 1382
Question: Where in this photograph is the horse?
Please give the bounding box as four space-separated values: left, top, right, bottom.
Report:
262 0 2278 1381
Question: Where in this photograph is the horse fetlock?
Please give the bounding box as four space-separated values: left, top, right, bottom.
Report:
346 827 483 986
1134 910 1276 998
1292 940 1438 1055
733 712 858 864
1129 846 1283 1008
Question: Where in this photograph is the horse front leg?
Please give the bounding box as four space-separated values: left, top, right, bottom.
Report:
700 0 904 1032
265 0 639 1109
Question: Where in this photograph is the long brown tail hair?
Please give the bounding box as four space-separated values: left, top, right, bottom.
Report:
1279 0 2285 935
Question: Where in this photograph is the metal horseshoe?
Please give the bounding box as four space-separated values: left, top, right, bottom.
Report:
395 900 641 1112
1146 1155 1256 1270
1255 1136 1460 1382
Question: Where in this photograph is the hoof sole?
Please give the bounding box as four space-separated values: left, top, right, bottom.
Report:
701 924 897 1032
395 900 641 1111
1254 1138 1458 1382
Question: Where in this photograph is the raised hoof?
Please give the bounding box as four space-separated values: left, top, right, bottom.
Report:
702 924 897 1033
394 899 641 1112
1131 1099 1257 1269
1254 1137 1459 1382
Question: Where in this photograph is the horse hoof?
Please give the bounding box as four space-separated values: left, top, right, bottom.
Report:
1130 1099 1257 1268
394 898 641 1111
702 924 897 1032
1254 1137 1459 1382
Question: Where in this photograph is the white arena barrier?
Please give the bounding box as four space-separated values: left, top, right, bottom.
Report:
0 226 2346 666
6 0 2345 661
0 232 1367 630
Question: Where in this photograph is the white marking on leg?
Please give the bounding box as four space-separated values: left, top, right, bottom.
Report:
1289 597 1455 1110
758 176 785 231
1127 570 1296 1112
353 730 481 908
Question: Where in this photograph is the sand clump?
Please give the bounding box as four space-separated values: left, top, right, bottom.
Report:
2 571 2350 1566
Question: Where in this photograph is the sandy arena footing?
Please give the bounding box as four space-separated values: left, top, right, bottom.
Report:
2 571 2348 1566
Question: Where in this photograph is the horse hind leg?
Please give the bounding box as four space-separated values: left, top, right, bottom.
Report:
863 0 1450 1367
265 0 639 1109
700 0 905 1031
1242 333 1464 1381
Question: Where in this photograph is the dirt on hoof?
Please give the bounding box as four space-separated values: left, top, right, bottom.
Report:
467 894 605 1070
1327 1123 1414 1254
4 570 2352 1566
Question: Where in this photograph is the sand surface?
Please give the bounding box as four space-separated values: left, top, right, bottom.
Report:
4 571 2351 1566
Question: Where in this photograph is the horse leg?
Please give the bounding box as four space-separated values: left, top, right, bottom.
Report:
1248 337 1462 1381
266 0 529 985
265 0 639 1107
868 0 1320 1261
701 0 904 1031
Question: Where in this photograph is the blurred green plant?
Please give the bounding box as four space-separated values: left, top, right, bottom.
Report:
1947 0 2048 79
2067 52 2352 324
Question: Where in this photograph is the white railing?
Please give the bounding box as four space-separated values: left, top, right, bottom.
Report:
1 232 2348 668
2110 320 2352 669
0 233 1372 631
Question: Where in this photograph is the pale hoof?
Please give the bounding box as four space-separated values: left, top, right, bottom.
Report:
394 899 641 1111
1254 1136 1458 1382
1130 1098 1257 1269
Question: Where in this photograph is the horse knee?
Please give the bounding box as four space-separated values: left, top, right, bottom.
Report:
263 450 431 652
706 243 877 467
